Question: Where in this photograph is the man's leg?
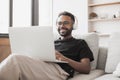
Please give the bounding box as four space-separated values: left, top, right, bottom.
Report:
0 54 69 80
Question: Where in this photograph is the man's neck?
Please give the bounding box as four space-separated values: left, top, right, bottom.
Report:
60 35 72 40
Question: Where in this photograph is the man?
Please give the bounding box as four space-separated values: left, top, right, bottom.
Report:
0 11 94 80
55 11 94 78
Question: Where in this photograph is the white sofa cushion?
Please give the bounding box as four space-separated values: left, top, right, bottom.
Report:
105 32 120 73
95 74 120 80
113 62 120 77
54 32 99 70
70 69 104 80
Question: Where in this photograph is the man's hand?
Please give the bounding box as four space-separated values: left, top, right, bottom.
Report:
55 50 67 61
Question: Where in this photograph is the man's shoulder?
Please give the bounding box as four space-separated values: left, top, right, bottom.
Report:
54 38 60 42
74 38 85 42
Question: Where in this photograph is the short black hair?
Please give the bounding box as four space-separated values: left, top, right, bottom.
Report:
58 11 75 24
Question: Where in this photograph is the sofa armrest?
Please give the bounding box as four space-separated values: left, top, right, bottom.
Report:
96 46 108 70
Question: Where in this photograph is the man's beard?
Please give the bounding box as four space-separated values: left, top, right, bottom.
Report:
58 27 73 37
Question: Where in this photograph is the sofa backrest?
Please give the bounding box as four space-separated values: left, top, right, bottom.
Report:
96 46 108 70
54 32 99 70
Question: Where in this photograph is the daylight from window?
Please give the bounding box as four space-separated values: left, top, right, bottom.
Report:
0 0 9 33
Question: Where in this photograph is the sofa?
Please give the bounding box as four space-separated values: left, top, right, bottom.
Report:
54 32 120 80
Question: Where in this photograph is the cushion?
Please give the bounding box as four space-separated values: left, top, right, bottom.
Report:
70 69 104 80
113 62 120 77
54 32 99 70
105 32 120 73
95 74 120 80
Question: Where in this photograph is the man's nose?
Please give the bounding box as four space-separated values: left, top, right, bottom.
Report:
60 24 65 28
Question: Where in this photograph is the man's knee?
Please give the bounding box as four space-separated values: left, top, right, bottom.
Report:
1 54 27 66
8 54 27 60
6 54 22 61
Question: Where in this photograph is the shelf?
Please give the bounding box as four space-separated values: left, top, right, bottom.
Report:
88 1 120 37
98 34 110 37
88 32 110 37
89 1 120 7
88 18 120 22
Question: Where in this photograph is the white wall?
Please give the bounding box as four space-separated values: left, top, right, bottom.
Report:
52 0 88 35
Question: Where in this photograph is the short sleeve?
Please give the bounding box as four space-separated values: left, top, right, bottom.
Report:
79 40 94 62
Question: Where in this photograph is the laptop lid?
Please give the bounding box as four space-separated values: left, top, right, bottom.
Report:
9 26 56 61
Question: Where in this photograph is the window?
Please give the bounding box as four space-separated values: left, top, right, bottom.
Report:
39 0 52 26
0 0 9 34
13 0 32 27
0 0 52 37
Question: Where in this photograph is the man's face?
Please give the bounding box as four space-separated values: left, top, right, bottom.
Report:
56 15 74 37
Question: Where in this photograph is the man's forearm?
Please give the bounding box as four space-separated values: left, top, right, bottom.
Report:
65 57 91 74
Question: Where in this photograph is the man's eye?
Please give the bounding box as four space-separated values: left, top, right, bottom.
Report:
57 21 70 25
58 22 62 25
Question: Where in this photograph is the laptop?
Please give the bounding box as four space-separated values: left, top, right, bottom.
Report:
9 26 67 63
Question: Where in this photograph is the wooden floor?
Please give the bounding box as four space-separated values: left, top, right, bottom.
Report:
0 38 11 62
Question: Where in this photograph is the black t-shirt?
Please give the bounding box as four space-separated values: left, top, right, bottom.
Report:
54 37 94 78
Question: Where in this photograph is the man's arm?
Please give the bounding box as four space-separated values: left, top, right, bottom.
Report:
56 51 91 74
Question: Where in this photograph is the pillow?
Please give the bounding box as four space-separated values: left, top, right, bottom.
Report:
105 32 120 73
113 62 120 77
54 32 99 70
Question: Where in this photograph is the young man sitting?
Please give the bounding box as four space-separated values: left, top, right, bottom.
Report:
0 11 94 80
